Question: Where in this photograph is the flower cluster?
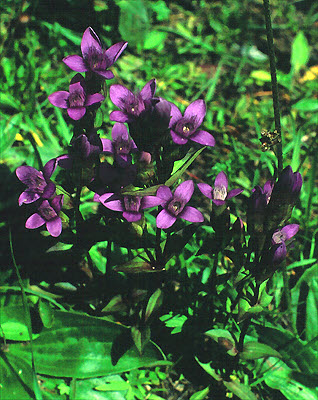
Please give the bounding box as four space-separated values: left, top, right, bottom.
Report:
16 26 302 280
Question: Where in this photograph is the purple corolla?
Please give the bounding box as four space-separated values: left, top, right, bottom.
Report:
271 224 299 265
25 195 64 237
63 27 127 79
102 123 137 167
197 172 243 205
48 73 105 120
16 159 57 206
156 180 204 229
109 79 157 123
97 193 162 222
169 100 215 146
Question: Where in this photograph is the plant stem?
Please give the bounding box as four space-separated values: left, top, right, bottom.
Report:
263 0 283 174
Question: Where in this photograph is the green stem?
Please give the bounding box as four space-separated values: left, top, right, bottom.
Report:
282 265 297 335
263 0 283 174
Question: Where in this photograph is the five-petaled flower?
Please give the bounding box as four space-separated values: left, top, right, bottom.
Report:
109 79 157 123
96 193 162 222
16 159 57 205
169 99 215 147
48 73 105 120
25 195 64 237
271 224 299 265
156 180 204 229
197 171 243 205
63 27 127 79
102 123 137 167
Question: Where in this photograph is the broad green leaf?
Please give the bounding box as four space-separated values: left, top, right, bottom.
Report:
204 329 237 356
78 376 127 399
195 357 222 381
38 299 55 328
0 352 34 400
9 311 166 378
292 99 318 112
291 32 310 73
240 342 281 360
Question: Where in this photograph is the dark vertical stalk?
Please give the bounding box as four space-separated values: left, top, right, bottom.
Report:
263 0 283 174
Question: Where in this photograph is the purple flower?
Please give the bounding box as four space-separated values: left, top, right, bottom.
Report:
247 180 274 228
63 27 127 79
16 159 57 206
169 100 215 147
102 123 137 167
268 166 302 206
97 193 162 222
156 180 204 229
109 79 157 123
48 73 105 120
25 195 64 237
271 224 299 265
197 172 243 205
57 131 103 169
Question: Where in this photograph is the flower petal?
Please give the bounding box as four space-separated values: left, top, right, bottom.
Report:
105 41 128 64
25 213 45 229
212 199 225 206
81 27 102 57
110 84 133 109
272 242 287 265
43 158 58 179
101 198 124 212
169 102 182 128
184 99 206 127
190 130 215 147
48 91 69 109
179 206 204 223
95 70 114 79
57 154 73 169
141 196 163 209
101 138 113 153
156 186 173 202
170 130 188 145
109 110 130 122
46 217 62 237
18 191 40 206
227 188 243 199
156 209 177 229
42 181 56 199
140 79 156 101
85 93 105 106
62 55 88 72
123 211 142 222
174 180 194 204
280 224 299 240
112 122 129 141
67 107 86 120
51 194 64 213
214 172 228 191
197 183 213 199
16 166 43 186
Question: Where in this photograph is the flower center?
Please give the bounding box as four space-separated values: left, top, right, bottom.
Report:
39 203 58 221
26 172 46 192
272 230 286 244
86 47 109 71
114 140 131 155
167 198 184 216
124 196 141 213
69 90 85 108
213 185 227 201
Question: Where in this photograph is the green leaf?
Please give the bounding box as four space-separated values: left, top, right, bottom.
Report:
131 325 151 354
240 342 282 360
250 70 271 81
291 32 310 73
0 352 35 400
143 31 167 51
223 380 257 400
189 386 210 400
292 99 318 112
145 289 163 322
117 0 150 48
8 311 167 378
204 329 238 356
165 147 206 187
77 376 128 400
38 299 55 328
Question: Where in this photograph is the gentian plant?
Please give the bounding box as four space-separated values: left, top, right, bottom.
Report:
12 19 309 400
